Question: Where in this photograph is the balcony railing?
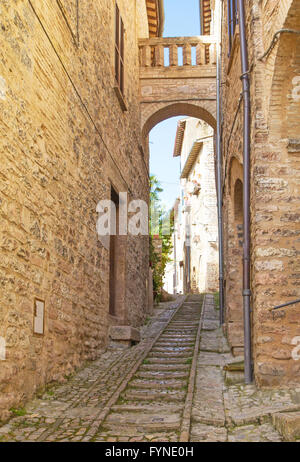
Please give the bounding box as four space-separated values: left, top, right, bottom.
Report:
139 36 217 69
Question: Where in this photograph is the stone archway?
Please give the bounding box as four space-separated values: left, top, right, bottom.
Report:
268 0 300 141
142 101 217 140
139 35 217 140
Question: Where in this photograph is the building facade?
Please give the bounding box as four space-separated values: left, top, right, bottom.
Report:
220 0 300 386
0 0 162 420
163 118 219 296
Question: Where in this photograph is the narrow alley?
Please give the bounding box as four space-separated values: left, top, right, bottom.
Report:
1 295 299 442
0 0 300 446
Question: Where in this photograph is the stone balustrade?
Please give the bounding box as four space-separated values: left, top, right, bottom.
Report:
139 36 217 68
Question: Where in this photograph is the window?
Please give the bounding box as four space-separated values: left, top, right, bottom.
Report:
227 0 238 55
115 3 124 95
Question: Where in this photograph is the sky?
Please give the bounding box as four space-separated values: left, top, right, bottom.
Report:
149 0 201 210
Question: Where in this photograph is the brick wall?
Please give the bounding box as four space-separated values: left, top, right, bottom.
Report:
221 0 300 386
0 0 149 420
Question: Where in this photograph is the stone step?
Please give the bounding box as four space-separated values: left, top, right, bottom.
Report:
170 321 199 324
164 328 198 332
273 411 300 442
135 370 189 380
95 429 179 441
123 389 185 402
171 316 199 318
148 351 192 358
129 379 186 390
145 357 192 365
223 357 244 372
155 341 194 347
159 334 196 340
174 313 199 317
166 327 198 331
159 333 196 338
170 316 199 320
104 412 181 432
139 363 190 372
111 403 183 414
154 344 194 350
151 346 194 354
176 310 200 313
174 323 198 326
158 339 195 344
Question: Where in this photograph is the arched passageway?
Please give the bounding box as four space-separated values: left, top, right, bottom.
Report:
142 102 217 140
148 108 218 299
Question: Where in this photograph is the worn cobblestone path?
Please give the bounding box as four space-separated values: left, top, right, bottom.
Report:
0 296 194 442
1 294 300 442
190 295 300 442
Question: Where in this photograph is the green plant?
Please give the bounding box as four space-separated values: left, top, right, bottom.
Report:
149 175 174 303
10 407 27 417
214 292 220 310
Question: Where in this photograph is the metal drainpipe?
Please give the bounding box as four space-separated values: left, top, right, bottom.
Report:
237 0 253 384
216 0 225 325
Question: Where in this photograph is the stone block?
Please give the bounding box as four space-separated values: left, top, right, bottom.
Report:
108 326 141 349
225 371 245 386
273 412 300 442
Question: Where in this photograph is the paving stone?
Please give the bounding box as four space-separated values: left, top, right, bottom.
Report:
200 329 230 353
202 320 220 331
190 424 228 442
123 389 186 402
104 412 181 431
224 385 300 426
197 351 232 366
192 366 226 426
228 423 282 442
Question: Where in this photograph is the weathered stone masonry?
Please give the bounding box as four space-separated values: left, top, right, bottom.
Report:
0 0 152 420
221 0 300 387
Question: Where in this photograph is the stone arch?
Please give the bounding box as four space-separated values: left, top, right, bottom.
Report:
268 0 300 140
228 155 243 195
141 101 217 140
261 0 294 52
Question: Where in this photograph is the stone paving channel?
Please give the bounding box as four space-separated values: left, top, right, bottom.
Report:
1 294 300 442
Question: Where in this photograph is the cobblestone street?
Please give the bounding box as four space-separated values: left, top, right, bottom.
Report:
1 295 300 442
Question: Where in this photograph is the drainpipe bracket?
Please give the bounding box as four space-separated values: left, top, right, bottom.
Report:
243 290 252 297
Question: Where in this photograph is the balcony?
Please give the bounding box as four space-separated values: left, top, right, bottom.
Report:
139 36 216 77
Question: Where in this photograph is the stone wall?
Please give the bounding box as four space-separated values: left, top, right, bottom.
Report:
221 0 300 386
0 0 149 420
